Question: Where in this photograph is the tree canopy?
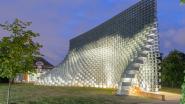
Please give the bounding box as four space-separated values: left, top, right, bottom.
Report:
181 0 185 3
0 19 42 104
0 19 42 79
161 50 185 88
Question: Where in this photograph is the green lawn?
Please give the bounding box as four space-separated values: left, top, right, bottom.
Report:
160 87 181 94
0 84 156 104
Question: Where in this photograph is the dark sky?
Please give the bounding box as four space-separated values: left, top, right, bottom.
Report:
0 0 185 65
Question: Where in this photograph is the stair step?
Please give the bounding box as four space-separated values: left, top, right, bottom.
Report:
140 53 147 57
121 78 132 82
126 70 138 74
116 89 129 95
123 74 135 78
132 63 140 67
121 86 130 90
138 57 145 61
134 60 144 64
122 82 131 86
146 42 153 45
127 67 139 71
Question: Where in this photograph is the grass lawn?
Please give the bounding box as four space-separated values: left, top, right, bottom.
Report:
160 87 181 94
0 83 156 104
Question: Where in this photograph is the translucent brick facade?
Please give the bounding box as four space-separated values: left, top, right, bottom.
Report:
36 0 161 95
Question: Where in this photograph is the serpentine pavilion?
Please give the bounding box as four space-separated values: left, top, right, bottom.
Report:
36 0 161 95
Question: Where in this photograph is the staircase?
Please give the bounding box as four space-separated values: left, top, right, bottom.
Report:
117 33 155 95
117 55 143 95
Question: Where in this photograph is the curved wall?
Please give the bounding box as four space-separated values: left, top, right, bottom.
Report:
36 0 161 95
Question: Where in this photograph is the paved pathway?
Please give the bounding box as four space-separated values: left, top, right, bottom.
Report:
140 92 181 104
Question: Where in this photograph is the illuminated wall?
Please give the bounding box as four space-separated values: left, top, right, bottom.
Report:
36 0 161 95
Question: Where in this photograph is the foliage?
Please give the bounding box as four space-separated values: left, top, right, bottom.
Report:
0 19 42 79
181 0 185 3
0 19 42 104
161 50 185 88
181 77 185 104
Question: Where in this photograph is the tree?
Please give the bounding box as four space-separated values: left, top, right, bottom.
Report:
181 0 185 3
0 19 42 104
181 77 185 104
178 1 184 104
161 50 185 88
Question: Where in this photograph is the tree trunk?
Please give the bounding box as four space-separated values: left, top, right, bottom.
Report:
6 78 13 104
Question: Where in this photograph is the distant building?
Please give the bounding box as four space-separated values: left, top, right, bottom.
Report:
15 57 54 83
